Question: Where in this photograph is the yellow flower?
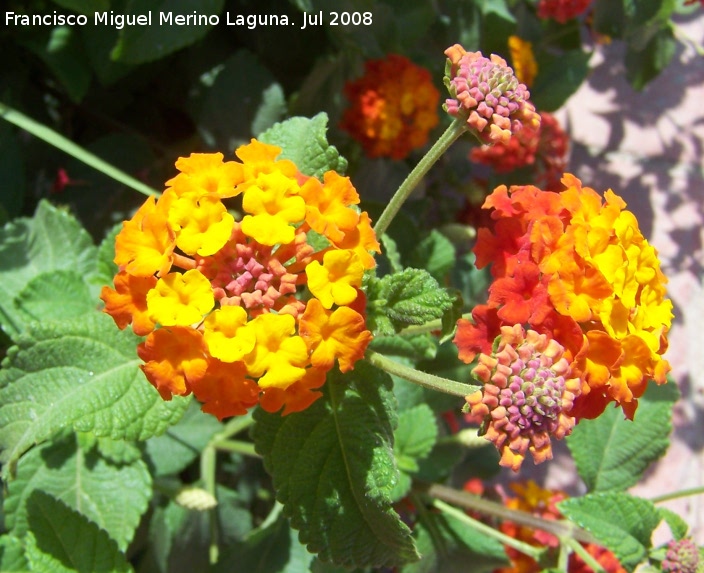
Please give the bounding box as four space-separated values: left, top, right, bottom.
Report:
300 171 360 243
508 36 538 87
241 171 306 246
203 306 256 362
168 193 234 256
306 250 364 309
166 152 242 198
147 269 214 326
242 313 309 390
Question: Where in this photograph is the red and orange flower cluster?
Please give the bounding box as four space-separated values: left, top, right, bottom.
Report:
470 111 569 191
537 0 593 23
481 480 626 573
340 54 440 160
101 140 379 420
455 175 672 470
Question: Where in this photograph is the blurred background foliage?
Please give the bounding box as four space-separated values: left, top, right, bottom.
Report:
0 0 689 237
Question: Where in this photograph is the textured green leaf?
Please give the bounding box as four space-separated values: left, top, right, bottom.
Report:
407 510 508 573
367 269 455 335
0 312 189 477
558 492 659 572
567 381 678 492
0 200 98 338
392 404 438 501
4 433 150 551
143 400 222 476
252 362 419 568
408 230 456 283
658 507 689 540
260 113 348 179
0 534 29 572
111 0 224 64
15 270 95 323
93 224 121 290
369 333 437 361
25 491 131 573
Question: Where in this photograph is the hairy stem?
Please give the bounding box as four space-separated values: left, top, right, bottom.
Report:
366 350 479 397
373 118 467 237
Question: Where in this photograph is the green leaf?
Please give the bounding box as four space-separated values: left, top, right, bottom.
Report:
0 122 26 220
51 0 110 13
15 271 95 323
252 362 419 568
214 510 314 573
558 492 660 572
259 113 348 179
408 230 457 283
194 50 280 151
407 509 509 573
567 381 678 492
0 200 98 338
369 333 437 361
592 0 626 38
25 491 131 573
111 0 224 64
93 224 121 292
625 27 677 91
531 50 592 112
367 269 456 336
380 234 404 274
252 84 288 138
4 433 150 551
657 507 689 540
143 400 222 477
392 404 438 501
21 27 92 102
0 312 189 477
0 534 29 572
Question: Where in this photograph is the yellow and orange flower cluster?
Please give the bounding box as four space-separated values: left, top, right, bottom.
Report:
491 481 626 573
455 174 672 422
340 54 440 160
101 140 379 420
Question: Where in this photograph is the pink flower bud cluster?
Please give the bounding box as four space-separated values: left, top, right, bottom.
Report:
662 539 701 573
466 325 581 471
443 45 540 145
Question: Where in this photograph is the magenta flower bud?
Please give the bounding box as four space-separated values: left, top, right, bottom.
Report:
443 45 541 145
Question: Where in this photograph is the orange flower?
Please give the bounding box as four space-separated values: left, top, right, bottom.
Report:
457 175 672 420
105 139 379 419
508 36 537 87
101 271 157 336
341 54 440 159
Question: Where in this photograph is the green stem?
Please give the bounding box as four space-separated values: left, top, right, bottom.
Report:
0 101 160 197
437 427 487 449
212 439 259 457
400 312 474 336
366 350 479 397
432 498 545 561
650 486 704 504
200 445 219 565
373 118 468 238
564 537 607 573
417 483 599 545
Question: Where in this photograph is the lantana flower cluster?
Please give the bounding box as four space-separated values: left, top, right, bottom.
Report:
537 0 593 23
455 174 672 468
340 54 440 160
484 480 626 573
470 111 569 191
443 44 540 145
101 140 379 419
